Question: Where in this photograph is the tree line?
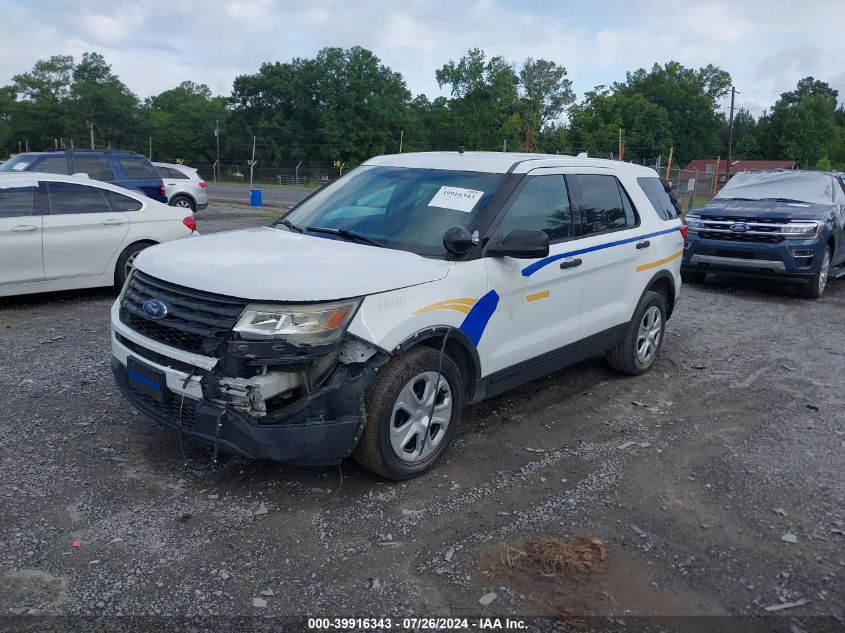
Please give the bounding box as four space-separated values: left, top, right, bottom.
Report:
1 48 843 171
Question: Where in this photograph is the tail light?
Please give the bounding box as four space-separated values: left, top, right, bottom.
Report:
198 181 207 189
182 216 197 233
680 225 688 239
159 180 166 197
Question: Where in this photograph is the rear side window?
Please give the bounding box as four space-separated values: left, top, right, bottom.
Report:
32 156 69 175
500 175 573 242
638 177 679 220
574 174 637 236
163 167 189 179
46 182 113 215
118 157 159 179
105 189 143 212
0 186 36 217
72 156 115 181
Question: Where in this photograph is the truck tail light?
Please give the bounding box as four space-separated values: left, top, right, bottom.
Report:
680 225 688 239
198 181 207 189
182 216 197 233
159 180 166 197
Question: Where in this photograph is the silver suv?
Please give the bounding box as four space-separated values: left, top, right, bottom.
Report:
154 162 209 213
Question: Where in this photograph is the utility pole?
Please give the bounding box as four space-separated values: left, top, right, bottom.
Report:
726 86 739 180
214 119 220 183
618 127 622 160
248 135 256 188
399 129 404 153
148 137 152 160
503 139 507 152
88 121 95 150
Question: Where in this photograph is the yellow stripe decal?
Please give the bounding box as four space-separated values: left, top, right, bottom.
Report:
413 298 478 315
525 290 550 302
636 250 683 272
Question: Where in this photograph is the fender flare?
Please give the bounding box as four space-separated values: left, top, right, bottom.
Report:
392 325 481 396
635 269 677 320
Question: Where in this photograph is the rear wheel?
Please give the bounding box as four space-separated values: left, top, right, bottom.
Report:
115 242 152 287
354 346 464 480
170 195 196 213
607 291 667 375
681 270 707 284
797 246 831 299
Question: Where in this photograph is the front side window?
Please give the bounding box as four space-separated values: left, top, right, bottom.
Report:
72 156 114 180
118 157 159 179
0 185 36 218
32 156 69 175
498 175 572 242
575 174 637 236
47 182 113 215
280 166 507 256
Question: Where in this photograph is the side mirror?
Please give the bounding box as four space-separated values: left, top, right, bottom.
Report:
443 225 474 256
485 229 549 259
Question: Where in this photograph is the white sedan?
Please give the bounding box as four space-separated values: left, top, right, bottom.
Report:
0 172 197 297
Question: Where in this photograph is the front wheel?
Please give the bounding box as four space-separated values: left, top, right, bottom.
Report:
606 291 667 375
354 346 464 480
797 246 831 299
115 242 152 288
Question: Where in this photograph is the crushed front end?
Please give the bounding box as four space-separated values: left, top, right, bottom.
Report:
110 270 385 464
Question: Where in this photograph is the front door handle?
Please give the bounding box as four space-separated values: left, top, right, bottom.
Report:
636 240 651 249
102 219 124 226
11 225 38 232
559 258 583 270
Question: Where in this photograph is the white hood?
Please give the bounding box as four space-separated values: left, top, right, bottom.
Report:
133 227 450 301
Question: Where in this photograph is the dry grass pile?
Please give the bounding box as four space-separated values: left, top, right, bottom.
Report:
501 535 607 578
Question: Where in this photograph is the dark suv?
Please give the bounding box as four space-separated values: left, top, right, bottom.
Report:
682 170 845 298
0 150 166 203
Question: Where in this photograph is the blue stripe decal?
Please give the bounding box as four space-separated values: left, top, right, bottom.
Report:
128 369 160 390
521 227 680 277
459 290 499 346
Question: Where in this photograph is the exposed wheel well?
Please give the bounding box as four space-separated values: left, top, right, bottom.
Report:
647 275 675 319
827 236 835 258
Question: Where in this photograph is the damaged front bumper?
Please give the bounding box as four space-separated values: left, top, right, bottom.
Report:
110 302 382 465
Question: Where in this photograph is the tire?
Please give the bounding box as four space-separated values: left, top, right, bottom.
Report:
606 291 667 376
170 195 196 213
353 346 464 480
681 270 707 284
797 246 831 299
115 242 152 288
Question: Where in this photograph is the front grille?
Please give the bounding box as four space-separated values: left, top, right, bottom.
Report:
131 388 198 430
120 271 249 356
699 231 783 243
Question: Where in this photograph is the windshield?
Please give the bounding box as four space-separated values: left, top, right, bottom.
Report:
0 155 36 172
276 166 507 256
715 171 836 206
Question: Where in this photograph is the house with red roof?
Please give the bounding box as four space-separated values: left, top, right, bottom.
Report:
679 159 796 190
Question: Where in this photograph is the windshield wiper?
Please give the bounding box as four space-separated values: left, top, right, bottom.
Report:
277 218 303 233
759 197 806 204
305 226 389 248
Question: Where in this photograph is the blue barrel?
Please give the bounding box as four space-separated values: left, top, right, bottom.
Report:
250 188 263 207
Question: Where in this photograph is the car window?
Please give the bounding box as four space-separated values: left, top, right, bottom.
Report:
499 175 573 242
167 167 190 179
637 177 678 220
575 174 638 236
105 189 143 212
72 156 114 180
46 182 114 215
31 156 69 175
0 185 36 218
118 157 159 179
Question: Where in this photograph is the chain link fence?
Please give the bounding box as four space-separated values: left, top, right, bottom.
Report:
179 161 356 187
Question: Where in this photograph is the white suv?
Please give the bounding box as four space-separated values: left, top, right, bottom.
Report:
110 152 685 479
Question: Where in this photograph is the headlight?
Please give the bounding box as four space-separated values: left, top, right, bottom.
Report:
233 299 361 345
684 215 704 229
781 221 822 238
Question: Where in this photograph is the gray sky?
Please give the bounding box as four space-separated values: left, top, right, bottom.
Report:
2 0 844 116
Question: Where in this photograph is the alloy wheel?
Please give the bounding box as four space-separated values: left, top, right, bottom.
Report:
389 371 453 463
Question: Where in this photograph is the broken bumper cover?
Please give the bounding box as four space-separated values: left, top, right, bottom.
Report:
111 356 365 465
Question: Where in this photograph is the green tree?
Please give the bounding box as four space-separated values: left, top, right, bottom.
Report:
728 108 761 160
517 58 574 149
8 55 75 150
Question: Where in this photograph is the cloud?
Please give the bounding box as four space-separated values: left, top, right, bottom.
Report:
0 0 842 115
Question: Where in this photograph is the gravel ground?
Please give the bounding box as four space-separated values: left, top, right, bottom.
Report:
1 200 843 629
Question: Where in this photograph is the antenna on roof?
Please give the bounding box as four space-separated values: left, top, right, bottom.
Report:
458 146 465 155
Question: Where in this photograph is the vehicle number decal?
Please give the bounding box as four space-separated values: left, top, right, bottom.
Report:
428 186 484 212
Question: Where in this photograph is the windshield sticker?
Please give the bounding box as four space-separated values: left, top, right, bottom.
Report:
428 186 484 212
11 162 30 171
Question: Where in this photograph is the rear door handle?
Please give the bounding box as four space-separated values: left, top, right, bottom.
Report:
11 224 38 232
559 258 583 270
102 219 124 226
636 240 651 249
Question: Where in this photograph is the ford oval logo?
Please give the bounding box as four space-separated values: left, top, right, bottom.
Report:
142 299 168 320
730 222 750 232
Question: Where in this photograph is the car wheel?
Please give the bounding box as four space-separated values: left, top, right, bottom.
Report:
354 346 464 480
797 246 831 299
681 270 707 284
115 242 152 288
606 290 667 376
170 195 196 213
